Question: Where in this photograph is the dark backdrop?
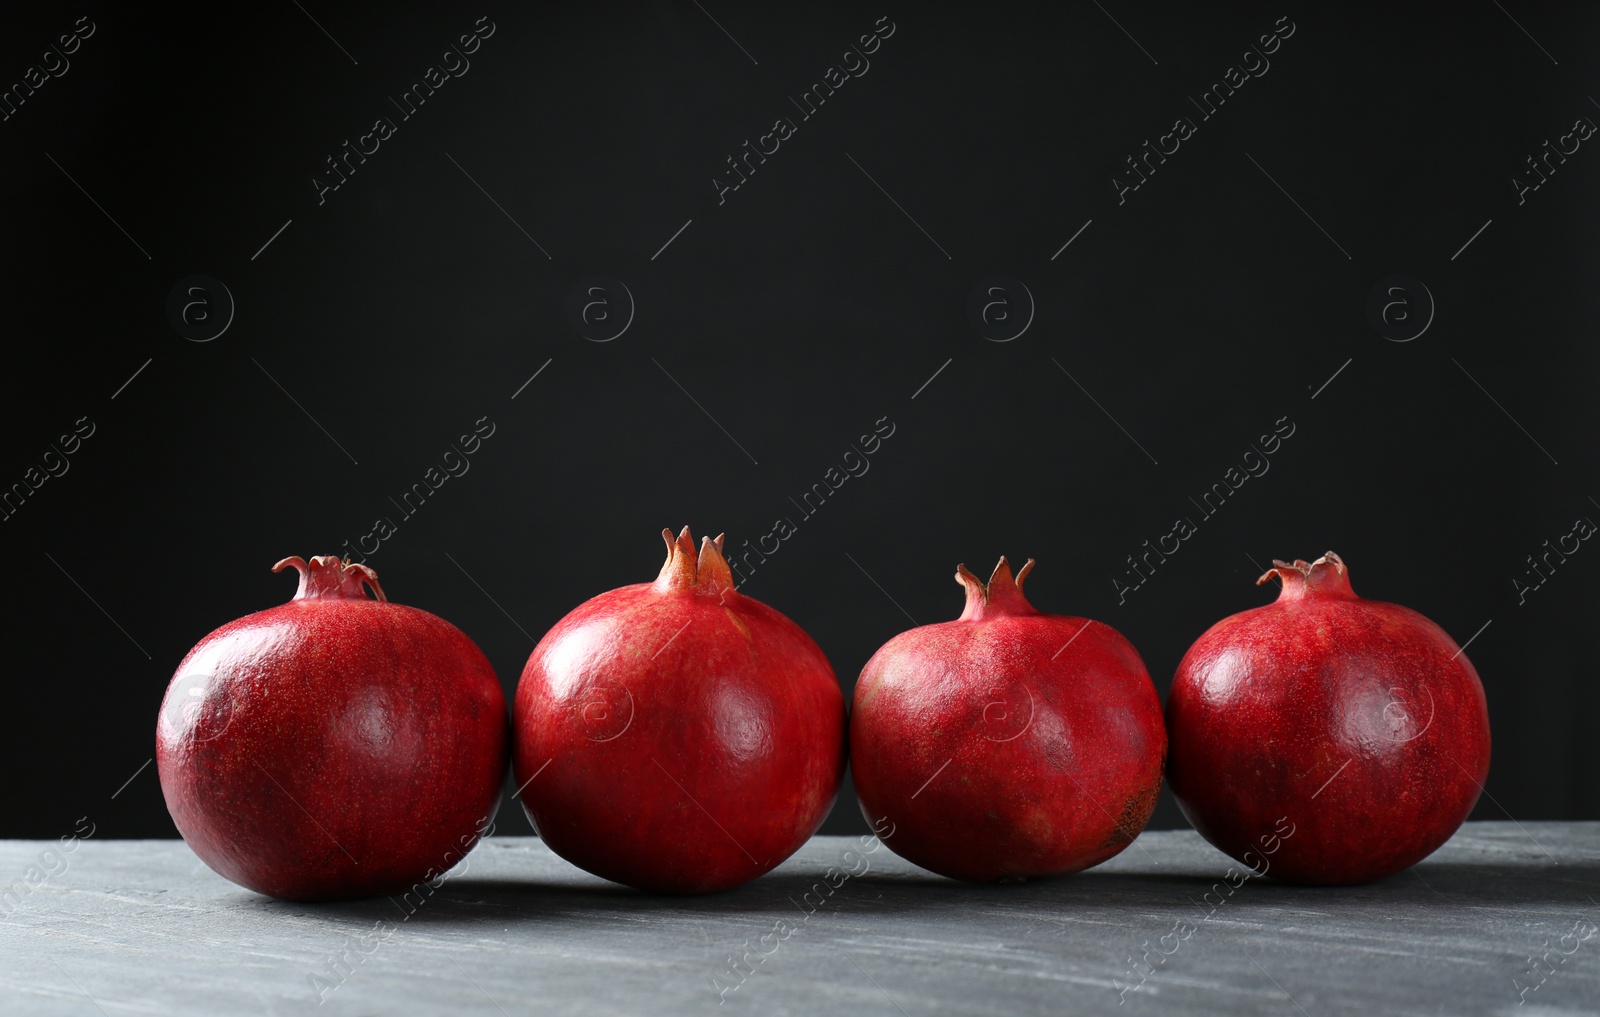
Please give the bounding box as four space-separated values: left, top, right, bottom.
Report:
3 1 1596 841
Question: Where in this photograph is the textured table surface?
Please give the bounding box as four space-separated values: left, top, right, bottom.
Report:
1 822 1596 1015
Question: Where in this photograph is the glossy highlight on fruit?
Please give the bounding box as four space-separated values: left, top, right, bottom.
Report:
156 556 509 901
513 527 847 894
1166 552 1491 884
850 557 1167 882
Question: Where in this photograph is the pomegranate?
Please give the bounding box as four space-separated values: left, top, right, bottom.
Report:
850 558 1166 882
1166 552 1491 884
156 556 508 901
513 527 846 893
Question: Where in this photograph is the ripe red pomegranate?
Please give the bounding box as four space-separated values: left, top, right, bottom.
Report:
156 556 509 901
850 558 1166 882
1166 552 1491 884
513 527 846 893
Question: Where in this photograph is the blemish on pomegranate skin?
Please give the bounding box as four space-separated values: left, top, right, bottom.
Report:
1103 782 1160 848
724 608 752 642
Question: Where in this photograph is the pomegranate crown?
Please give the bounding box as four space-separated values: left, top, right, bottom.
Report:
273 555 387 602
1256 551 1355 600
652 526 736 597
955 556 1039 621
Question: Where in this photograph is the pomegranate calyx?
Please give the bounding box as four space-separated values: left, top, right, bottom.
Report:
956 556 1039 621
652 526 736 597
273 555 388 602
1255 551 1354 600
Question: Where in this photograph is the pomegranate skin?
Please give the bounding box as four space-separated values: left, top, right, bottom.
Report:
513 528 846 894
156 557 509 901
850 558 1167 882
1166 552 1491 885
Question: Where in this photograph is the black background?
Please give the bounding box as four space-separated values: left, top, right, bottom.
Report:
3 2 1596 842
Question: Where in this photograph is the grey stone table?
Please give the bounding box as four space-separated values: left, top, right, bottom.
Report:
2 823 1596 1015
